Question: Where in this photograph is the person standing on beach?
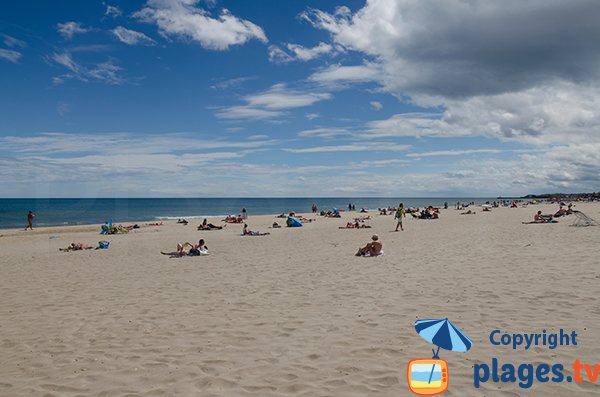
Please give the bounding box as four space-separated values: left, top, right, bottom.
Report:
241 207 247 220
25 210 35 230
394 203 405 231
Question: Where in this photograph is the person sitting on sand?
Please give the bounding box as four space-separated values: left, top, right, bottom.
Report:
161 239 208 257
242 223 270 236
356 235 383 257
522 211 553 224
198 218 224 230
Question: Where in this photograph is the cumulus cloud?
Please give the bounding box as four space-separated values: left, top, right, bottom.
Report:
0 48 22 63
304 0 600 97
215 83 332 120
112 26 156 45
56 22 90 40
134 0 267 50
299 0 600 196
268 42 333 63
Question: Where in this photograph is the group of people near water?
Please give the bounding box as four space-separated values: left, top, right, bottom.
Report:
43 200 589 258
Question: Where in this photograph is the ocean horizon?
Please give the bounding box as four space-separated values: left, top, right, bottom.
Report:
0 197 504 228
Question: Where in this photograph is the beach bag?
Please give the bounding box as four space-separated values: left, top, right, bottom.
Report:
98 241 110 249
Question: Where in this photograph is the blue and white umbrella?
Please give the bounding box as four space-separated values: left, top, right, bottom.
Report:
415 318 472 357
415 318 472 384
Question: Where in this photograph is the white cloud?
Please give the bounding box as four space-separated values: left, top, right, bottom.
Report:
104 3 123 18
50 51 126 85
309 62 381 85
210 76 255 90
215 106 283 121
0 48 22 63
215 83 332 120
134 0 267 50
302 0 600 153
2 34 26 48
297 127 354 139
364 82 600 145
406 149 502 158
0 133 279 197
370 101 383 110
283 142 411 153
112 26 156 45
269 42 333 63
56 22 90 40
305 112 319 120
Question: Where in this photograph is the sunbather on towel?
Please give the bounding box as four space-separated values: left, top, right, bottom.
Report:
60 242 97 251
198 218 224 230
243 223 270 236
161 239 208 257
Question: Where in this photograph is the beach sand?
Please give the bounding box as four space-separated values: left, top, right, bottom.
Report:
1 203 599 396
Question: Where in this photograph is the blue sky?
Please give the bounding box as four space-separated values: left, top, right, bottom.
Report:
1 0 599 197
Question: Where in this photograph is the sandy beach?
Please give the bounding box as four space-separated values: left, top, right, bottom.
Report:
1 202 599 396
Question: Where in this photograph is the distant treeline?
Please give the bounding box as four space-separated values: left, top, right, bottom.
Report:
522 192 600 200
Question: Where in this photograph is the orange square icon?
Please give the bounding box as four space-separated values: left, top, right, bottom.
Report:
407 358 449 396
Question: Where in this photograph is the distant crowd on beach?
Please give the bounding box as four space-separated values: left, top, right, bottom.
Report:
24 197 598 257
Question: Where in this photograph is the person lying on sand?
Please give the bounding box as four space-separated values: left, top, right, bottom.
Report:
272 222 282 228
223 215 243 223
461 210 476 215
147 222 164 226
161 239 208 257
60 242 97 251
554 205 575 217
242 224 270 236
198 218 224 230
356 235 383 257
339 221 372 229
177 219 189 225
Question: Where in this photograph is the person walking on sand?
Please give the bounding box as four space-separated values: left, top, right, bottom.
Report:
241 207 247 220
25 210 35 230
394 203 406 231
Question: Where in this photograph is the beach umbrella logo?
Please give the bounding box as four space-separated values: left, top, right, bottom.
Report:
407 318 472 396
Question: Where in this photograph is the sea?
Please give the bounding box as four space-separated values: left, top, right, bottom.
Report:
0 198 500 229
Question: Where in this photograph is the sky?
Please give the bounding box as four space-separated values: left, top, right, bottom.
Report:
1 0 600 198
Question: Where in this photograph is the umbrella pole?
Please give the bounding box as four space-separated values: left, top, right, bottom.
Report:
427 347 441 384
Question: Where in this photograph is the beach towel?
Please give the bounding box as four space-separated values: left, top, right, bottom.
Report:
361 250 384 257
